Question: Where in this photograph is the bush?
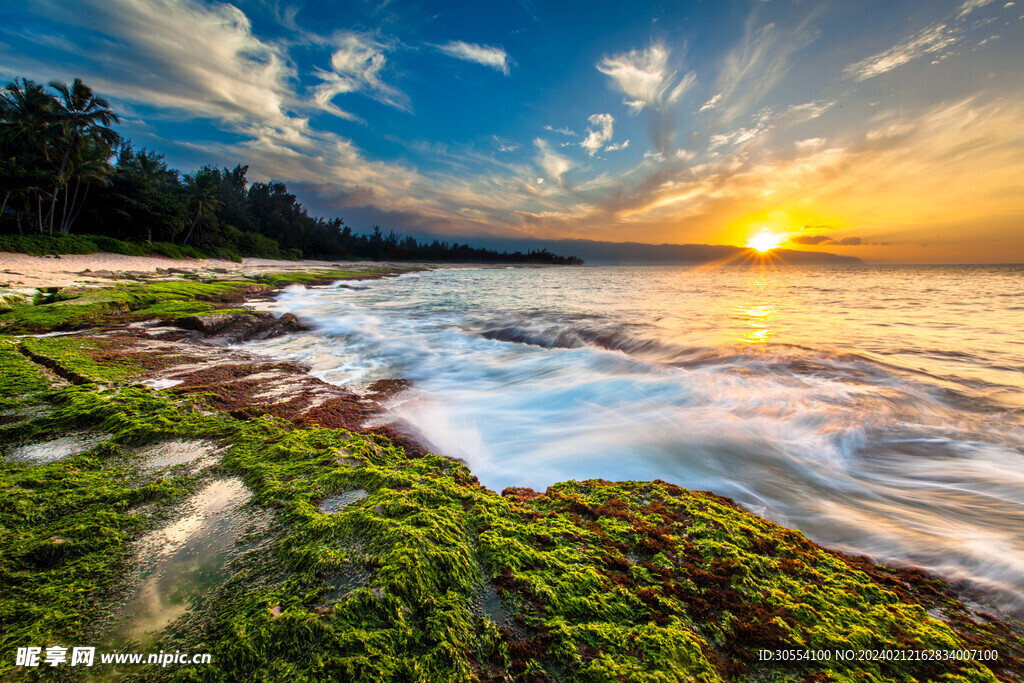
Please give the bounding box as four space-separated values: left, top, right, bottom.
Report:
89 235 148 256
0 234 99 256
282 247 303 261
236 231 280 259
209 247 242 263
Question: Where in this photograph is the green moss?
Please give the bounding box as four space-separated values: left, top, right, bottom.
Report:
19 337 145 384
0 280 265 333
256 269 392 287
0 337 53 408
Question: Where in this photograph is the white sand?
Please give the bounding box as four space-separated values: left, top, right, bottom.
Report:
0 252 385 292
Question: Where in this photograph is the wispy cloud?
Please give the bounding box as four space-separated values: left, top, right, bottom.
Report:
844 24 958 81
492 135 521 153
580 113 614 156
958 0 998 18
534 138 571 184
7 0 296 130
313 32 409 120
596 43 695 113
544 124 576 136
791 234 870 246
699 93 722 112
708 14 820 125
435 41 511 75
605 140 629 152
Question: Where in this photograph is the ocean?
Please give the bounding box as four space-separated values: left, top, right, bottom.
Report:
247 264 1024 610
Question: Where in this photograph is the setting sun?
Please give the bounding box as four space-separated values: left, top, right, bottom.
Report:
747 228 783 253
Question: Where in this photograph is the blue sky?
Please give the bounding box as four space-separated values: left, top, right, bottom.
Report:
2 0 1022 262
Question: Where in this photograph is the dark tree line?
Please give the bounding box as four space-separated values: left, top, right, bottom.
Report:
0 77 582 265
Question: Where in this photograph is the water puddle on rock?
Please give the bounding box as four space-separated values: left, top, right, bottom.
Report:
135 439 223 471
105 477 253 648
326 561 372 601
140 378 184 390
318 488 368 513
3 432 108 464
477 580 515 628
0 404 53 427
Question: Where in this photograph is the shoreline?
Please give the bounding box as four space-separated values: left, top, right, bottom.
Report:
1 265 1021 680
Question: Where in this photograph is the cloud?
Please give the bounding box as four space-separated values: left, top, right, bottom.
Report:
844 23 958 81
544 125 576 136
9 0 296 130
596 43 695 113
534 138 571 184
791 235 875 246
435 41 510 75
581 113 614 156
958 0 998 17
708 15 820 125
605 140 630 152
492 135 521 153
791 234 831 245
782 100 835 123
313 32 409 120
794 137 827 152
700 93 722 112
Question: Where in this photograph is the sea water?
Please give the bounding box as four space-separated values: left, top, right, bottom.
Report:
246 264 1024 609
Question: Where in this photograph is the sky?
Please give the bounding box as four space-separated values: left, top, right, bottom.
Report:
2 0 1022 263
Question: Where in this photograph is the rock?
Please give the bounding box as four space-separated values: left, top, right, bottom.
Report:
172 311 309 344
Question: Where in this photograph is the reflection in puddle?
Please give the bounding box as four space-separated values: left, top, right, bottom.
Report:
0 404 53 427
4 432 108 464
318 489 368 514
136 439 222 470
140 378 184 390
326 561 371 601
107 478 252 648
478 580 513 627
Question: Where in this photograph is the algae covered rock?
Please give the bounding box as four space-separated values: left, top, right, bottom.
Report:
172 310 308 343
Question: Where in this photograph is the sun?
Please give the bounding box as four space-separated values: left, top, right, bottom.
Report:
747 228 783 253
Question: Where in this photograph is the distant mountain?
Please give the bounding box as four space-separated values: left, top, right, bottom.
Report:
444 236 865 266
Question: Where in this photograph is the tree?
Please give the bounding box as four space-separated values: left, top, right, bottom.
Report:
0 79 57 233
58 137 113 233
47 78 121 234
181 170 221 246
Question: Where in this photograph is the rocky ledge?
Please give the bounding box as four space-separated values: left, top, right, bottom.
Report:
0 269 1021 682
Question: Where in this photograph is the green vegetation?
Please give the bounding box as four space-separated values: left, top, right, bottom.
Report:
0 278 1020 681
2 77 582 264
0 233 207 259
0 279 267 333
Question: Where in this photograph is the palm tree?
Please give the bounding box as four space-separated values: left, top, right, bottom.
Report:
47 78 121 234
1 79 57 232
180 171 221 246
58 138 113 233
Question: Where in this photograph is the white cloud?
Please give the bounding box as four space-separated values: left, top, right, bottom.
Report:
844 24 958 81
492 135 521 153
534 138 571 184
596 43 695 112
700 93 722 112
313 32 409 120
959 0 998 17
782 99 835 123
435 41 510 75
605 140 630 152
544 125 577 136
581 113 614 156
14 0 295 130
795 137 827 152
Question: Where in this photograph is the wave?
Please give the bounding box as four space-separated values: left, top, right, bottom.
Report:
246 265 1024 610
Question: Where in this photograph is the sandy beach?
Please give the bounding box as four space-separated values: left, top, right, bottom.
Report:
0 252 397 293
